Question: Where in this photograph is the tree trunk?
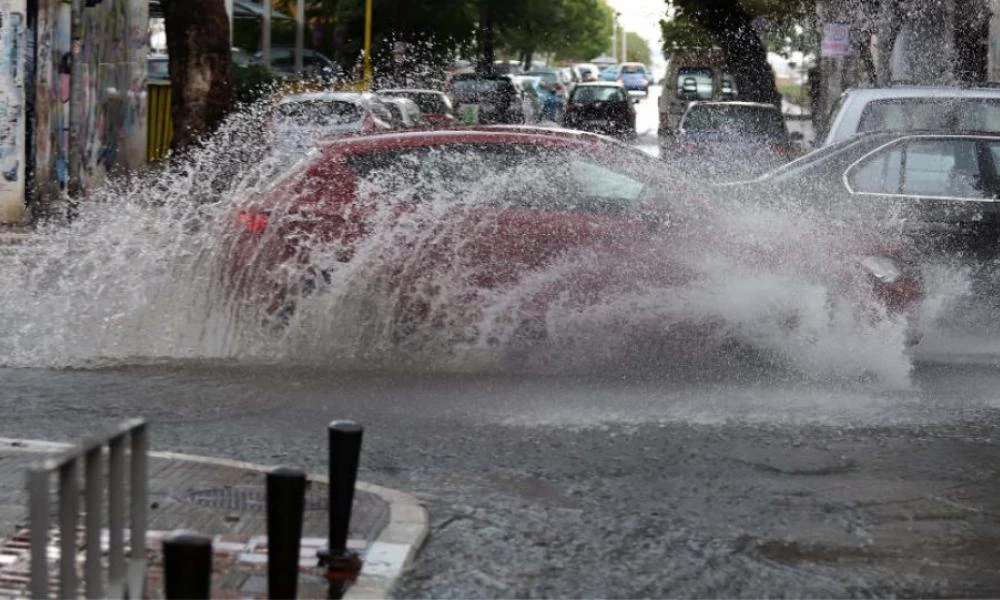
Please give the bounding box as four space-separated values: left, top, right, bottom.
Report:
683 2 782 106
161 0 233 151
478 0 495 74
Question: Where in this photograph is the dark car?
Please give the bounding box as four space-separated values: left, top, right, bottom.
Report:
563 83 637 138
447 74 525 125
664 101 797 178
734 131 1000 261
377 89 456 126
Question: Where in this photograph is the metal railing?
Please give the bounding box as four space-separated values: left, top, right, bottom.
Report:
27 419 149 599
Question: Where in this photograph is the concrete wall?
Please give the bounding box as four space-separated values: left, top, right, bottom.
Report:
0 0 30 222
30 0 147 221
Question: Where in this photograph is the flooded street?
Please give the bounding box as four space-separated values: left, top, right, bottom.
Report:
1 349 1000 596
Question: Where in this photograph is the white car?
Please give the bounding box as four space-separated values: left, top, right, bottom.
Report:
271 92 393 157
821 85 1000 146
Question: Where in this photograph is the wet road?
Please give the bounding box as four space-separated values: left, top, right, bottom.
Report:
2 353 1000 597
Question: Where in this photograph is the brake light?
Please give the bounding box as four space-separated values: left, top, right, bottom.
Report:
239 211 268 234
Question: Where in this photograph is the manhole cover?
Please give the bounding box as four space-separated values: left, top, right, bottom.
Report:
186 486 328 512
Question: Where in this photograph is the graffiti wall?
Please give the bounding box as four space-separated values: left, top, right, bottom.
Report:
32 0 147 215
0 0 27 221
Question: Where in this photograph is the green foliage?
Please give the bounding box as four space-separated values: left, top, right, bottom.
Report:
232 63 277 106
660 10 714 55
624 32 652 65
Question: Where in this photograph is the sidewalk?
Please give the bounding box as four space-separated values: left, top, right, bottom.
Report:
0 440 428 598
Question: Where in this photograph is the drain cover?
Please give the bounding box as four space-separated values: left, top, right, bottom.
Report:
186 486 328 512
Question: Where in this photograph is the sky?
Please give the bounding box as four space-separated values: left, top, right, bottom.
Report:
605 0 670 69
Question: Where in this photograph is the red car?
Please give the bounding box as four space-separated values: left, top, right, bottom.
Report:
224 127 923 350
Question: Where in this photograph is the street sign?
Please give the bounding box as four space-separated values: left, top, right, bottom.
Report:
821 23 850 58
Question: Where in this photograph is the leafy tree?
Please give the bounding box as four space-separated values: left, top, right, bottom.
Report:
624 32 652 65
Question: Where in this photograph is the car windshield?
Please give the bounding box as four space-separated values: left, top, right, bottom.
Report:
858 98 1000 133
682 105 786 135
677 67 713 100
571 86 626 102
620 65 645 75
274 100 362 127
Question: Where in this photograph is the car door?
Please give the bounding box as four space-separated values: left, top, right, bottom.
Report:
843 135 1000 257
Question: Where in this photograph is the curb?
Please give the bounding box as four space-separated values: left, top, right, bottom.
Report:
0 437 429 599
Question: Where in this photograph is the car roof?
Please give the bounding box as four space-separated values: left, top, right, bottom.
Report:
378 88 446 96
842 85 1000 100
314 126 620 155
573 81 625 88
278 92 373 105
687 101 778 109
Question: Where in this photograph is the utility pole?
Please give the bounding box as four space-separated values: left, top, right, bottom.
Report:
295 0 304 73
611 11 619 62
621 26 627 62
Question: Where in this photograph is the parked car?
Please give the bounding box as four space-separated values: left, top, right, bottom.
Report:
563 82 637 138
376 89 456 126
270 92 393 155
377 97 426 128
574 63 601 82
493 60 524 75
510 75 544 123
618 63 651 95
254 47 342 81
662 101 797 178
658 48 733 139
599 66 620 82
819 85 1000 147
735 130 1000 263
223 127 923 347
447 74 525 125
147 53 169 81
527 67 574 90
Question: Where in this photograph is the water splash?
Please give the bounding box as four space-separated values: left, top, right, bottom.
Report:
0 104 926 386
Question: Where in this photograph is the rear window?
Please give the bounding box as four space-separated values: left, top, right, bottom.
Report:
858 98 1000 134
393 92 450 114
682 105 786 135
452 79 515 98
528 71 559 85
571 86 627 102
621 65 646 75
344 144 648 215
677 67 713 100
275 100 362 126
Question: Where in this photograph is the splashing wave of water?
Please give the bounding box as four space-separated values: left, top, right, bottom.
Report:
0 105 925 386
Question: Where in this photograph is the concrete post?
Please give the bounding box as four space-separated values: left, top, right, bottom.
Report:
261 0 271 70
295 0 304 73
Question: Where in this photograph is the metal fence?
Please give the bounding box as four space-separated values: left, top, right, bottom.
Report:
27 419 149 599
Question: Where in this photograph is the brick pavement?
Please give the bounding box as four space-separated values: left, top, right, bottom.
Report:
0 446 392 597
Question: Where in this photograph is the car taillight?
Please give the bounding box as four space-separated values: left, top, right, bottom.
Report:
239 211 268 234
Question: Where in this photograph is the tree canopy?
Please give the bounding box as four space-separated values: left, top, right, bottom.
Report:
322 0 614 75
624 32 652 66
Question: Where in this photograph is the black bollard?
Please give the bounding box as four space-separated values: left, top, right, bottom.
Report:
163 530 212 600
267 467 307 600
326 420 363 555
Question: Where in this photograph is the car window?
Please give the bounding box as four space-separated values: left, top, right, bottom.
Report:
858 98 1000 134
900 139 986 198
571 87 626 102
847 147 904 194
682 105 786 135
344 144 645 214
621 65 645 75
677 67 713 100
850 138 988 198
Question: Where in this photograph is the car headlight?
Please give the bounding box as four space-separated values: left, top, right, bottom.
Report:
860 255 903 284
